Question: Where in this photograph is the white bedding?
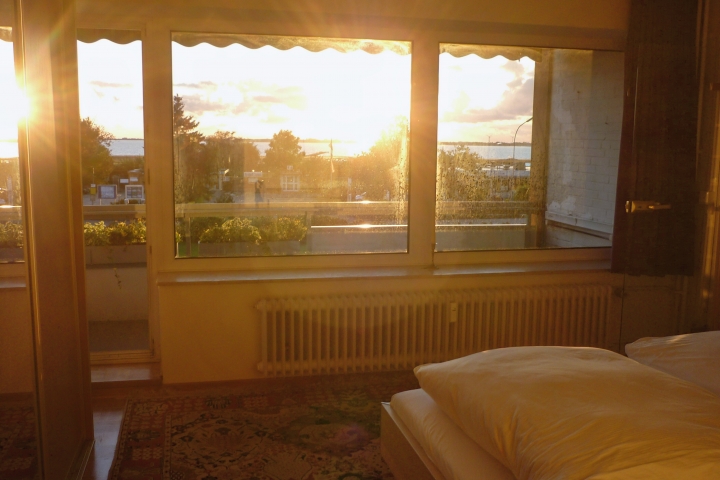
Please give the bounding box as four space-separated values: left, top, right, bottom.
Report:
391 388 515 480
626 330 720 396
415 346 720 480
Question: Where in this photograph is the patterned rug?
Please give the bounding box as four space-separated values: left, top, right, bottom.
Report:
110 371 419 480
0 396 39 480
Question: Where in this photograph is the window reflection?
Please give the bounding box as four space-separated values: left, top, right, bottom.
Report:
172 33 412 257
436 45 623 251
0 26 23 263
77 34 151 353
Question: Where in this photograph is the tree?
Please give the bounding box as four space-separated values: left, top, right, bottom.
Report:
347 117 408 202
205 131 260 195
80 117 114 188
173 95 212 202
173 94 203 149
263 129 305 178
436 146 488 202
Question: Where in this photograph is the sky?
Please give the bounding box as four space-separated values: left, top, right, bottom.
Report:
439 53 535 144
172 41 411 151
0 38 24 157
0 37 536 157
77 39 145 139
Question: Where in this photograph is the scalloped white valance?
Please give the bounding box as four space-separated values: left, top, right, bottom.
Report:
77 30 542 62
77 29 140 44
171 32 411 56
442 43 542 62
0 26 11 43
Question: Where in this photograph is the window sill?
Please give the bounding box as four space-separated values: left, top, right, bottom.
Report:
157 259 612 286
0 275 26 290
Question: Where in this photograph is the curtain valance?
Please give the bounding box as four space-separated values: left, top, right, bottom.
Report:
78 29 542 62
0 26 11 42
77 29 141 44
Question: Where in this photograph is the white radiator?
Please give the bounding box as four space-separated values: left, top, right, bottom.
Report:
256 285 613 376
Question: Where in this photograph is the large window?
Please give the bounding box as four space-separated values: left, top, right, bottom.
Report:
0 27 24 264
77 33 151 353
435 44 623 251
172 33 411 258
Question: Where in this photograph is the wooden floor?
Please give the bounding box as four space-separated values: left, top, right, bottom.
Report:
83 363 162 480
83 391 127 480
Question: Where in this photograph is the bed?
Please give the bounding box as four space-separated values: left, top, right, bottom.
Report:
381 338 720 480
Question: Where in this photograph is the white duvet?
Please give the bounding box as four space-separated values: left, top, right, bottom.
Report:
626 330 720 397
414 347 720 480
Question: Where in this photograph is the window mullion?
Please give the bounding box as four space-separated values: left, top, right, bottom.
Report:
142 21 173 272
407 36 439 267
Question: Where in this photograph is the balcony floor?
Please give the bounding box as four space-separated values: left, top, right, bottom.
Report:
88 320 149 352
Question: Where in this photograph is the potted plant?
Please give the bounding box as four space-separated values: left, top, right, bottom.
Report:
258 216 307 255
84 219 147 265
0 221 24 262
197 217 264 257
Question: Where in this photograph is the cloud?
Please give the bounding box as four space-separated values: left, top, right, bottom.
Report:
442 76 534 124
89 80 132 88
248 86 307 110
174 81 218 91
501 60 525 76
264 113 291 124
181 95 226 113
179 83 307 119
500 77 534 116
506 76 523 89
253 95 279 103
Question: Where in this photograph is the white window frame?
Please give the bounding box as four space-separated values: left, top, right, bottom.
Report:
0 1 624 279
280 174 300 192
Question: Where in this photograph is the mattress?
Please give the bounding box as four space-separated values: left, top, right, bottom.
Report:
390 389 515 480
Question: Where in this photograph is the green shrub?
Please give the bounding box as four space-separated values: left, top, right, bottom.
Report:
191 217 225 241
0 222 23 248
199 218 261 244
84 219 146 246
84 222 109 246
258 216 308 242
216 192 234 203
197 225 225 244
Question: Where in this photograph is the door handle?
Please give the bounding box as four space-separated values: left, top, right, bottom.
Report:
625 200 672 213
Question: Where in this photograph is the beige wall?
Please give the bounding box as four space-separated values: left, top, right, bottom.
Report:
76 0 630 32
619 276 685 348
0 286 35 394
158 269 617 383
85 266 148 322
159 270 690 384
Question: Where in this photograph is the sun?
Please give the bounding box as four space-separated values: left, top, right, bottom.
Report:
0 39 26 144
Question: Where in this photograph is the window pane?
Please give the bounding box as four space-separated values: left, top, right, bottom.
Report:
0 28 24 263
436 45 623 251
77 35 150 352
172 33 411 258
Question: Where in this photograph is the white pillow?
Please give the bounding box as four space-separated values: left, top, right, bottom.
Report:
626 330 720 397
415 346 720 480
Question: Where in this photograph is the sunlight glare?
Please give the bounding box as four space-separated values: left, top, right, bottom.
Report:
0 39 23 145
438 52 536 143
77 39 144 139
172 40 411 146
